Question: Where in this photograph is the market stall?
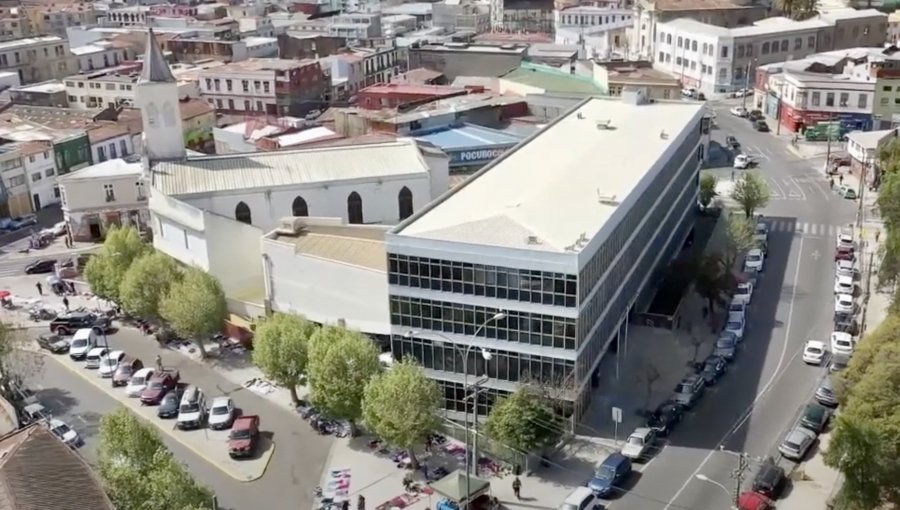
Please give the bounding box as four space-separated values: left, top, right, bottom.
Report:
429 470 496 510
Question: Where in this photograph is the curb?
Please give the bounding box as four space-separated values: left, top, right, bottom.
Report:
42 353 275 483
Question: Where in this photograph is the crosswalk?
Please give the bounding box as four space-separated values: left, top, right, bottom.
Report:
766 219 848 237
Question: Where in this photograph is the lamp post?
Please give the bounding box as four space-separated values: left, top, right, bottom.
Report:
695 474 737 509
403 311 505 509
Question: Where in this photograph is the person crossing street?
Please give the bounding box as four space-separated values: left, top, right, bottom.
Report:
512 477 522 500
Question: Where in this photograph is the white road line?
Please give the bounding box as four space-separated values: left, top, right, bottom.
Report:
662 235 805 510
768 178 787 199
788 178 807 201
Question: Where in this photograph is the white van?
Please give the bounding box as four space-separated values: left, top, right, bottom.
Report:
559 487 601 510
176 385 207 430
69 328 99 361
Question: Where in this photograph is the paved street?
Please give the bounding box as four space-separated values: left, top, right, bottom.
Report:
604 99 858 510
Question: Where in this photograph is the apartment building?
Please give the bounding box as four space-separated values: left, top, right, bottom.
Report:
199 58 326 117
432 0 490 33
277 32 346 61
104 6 149 27
655 9 887 95
0 145 28 216
291 12 384 41
490 0 554 34
64 64 196 110
593 60 681 99
0 6 31 42
166 37 277 63
0 36 75 85
555 5 632 59
408 43 526 81
25 1 96 38
70 41 131 73
19 140 59 210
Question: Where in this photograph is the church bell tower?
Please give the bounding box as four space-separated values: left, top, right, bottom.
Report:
136 29 186 163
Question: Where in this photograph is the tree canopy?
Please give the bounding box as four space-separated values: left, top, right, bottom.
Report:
159 266 227 355
119 251 182 319
699 173 718 209
724 214 756 268
84 226 148 303
730 172 770 218
307 325 381 423
363 359 440 467
97 408 214 510
485 388 562 453
690 252 733 314
252 313 317 406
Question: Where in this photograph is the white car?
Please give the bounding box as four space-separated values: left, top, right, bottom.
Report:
682 87 697 98
49 418 80 447
733 154 752 169
725 314 745 342
830 331 855 356
834 275 854 295
125 367 155 397
836 231 854 250
730 106 748 117
754 222 769 243
84 347 109 369
835 259 857 279
621 427 656 460
728 299 747 317
207 396 236 430
834 294 855 315
744 249 765 273
733 282 754 305
97 350 126 378
803 340 827 365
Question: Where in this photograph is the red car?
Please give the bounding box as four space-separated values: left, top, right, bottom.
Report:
738 491 774 510
228 415 260 459
835 245 855 262
139 370 179 405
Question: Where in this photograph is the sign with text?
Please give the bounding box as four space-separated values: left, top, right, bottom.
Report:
448 145 514 167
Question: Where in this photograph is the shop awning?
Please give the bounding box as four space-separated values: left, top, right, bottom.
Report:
429 470 491 504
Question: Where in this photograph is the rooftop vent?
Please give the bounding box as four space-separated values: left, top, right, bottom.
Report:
277 216 306 235
526 235 541 245
597 191 619 206
659 130 668 140
577 112 585 120
595 119 612 130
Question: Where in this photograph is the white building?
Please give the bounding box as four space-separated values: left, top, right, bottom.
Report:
387 92 708 421
555 6 632 59
70 41 130 73
58 158 148 241
65 65 198 110
846 128 897 185
244 37 279 59
20 140 60 211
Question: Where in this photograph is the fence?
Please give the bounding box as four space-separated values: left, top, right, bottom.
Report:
439 418 539 474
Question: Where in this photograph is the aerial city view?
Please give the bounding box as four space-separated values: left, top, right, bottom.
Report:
0 0 896 508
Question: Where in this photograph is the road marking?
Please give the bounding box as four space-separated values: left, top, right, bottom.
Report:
662 235 805 510
812 250 821 261
788 178 807 201
768 178 786 199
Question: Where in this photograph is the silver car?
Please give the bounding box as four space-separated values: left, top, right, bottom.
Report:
715 333 737 361
778 426 816 460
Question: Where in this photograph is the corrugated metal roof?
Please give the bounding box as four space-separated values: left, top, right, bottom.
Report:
414 123 523 151
151 139 430 197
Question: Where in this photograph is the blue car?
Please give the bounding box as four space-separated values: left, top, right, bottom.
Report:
588 452 632 498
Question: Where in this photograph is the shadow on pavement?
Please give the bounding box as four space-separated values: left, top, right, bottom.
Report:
34 386 80 417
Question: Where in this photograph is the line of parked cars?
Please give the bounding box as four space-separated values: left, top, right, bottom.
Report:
37 322 261 459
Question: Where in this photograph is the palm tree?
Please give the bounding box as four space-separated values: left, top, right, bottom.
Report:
776 0 796 17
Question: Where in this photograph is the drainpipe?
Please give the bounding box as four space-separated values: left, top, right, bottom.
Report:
261 253 274 316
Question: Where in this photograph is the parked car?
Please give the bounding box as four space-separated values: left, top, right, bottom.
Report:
734 154 753 169
800 403 831 433
157 388 184 419
835 245 855 262
84 347 110 369
778 426 816 460
834 311 860 335
748 110 763 121
588 452 632 497
176 385 207 429
646 400 684 436
754 120 770 132
126 367 155 397
815 377 839 407
836 229 854 250
725 314 746 342
754 222 769 243
728 299 747 317
830 331 855 356
834 294 855 315
802 340 826 365
112 357 143 387
140 370 179 405
228 415 260 458
49 418 81 447
744 249 765 273
738 491 775 510
24 258 57 275
733 282 754 305
208 396 237 430
68 328 100 361
730 106 748 117
97 350 126 377
621 427 656 461
36 334 68 354
751 458 785 499
726 135 740 148
715 333 738 361
50 312 111 336
11 214 37 229
829 353 851 374
673 374 705 408
837 185 857 199
698 355 728 385
833 275 854 295
835 259 857 279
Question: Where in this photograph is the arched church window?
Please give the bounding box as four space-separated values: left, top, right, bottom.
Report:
292 196 308 217
398 186 413 220
347 192 363 224
235 202 252 224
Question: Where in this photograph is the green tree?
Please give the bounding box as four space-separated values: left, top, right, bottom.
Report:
691 252 734 315
837 315 900 404
485 388 562 452
83 226 148 303
307 325 381 424
97 408 214 510
875 140 900 289
252 313 316 406
825 416 887 509
730 172 770 218
362 359 440 468
776 0 795 17
159 267 227 357
724 214 757 268
699 173 718 210
119 252 182 319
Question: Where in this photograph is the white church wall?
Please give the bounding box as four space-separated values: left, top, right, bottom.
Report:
421 152 450 199
181 174 433 233
150 191 210 270
204 210 264 298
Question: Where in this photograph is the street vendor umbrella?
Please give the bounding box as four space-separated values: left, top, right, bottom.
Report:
46 275 60 284
429 470 491 505
0 291 10 299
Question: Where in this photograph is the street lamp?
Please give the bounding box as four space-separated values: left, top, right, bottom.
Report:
403 311 505 508
695 474 736 509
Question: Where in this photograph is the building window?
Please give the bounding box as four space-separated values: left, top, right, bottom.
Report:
691 40 697 52
780 40 788 52
120 140 127 156
242 80 249 92
794 38 801 50
659 51 664 61
30 172 40 182
762 42 770 54
807 36 815 48
228 99 234 110
840 92 849 107
826 92 835 106
676 57 682 66
737 45 744 58
97 146 106 162
226 79 233 92
136 181 146 200
677 36 683 48
28 155 34 163
104 184 115 202
666 34 672 44
398 186 413 220
235 201 252 224
858 94 867 108
812 91 820 106
348 191 363 224
245 100 251 110
721 46 728 58
109 143 117 159
263 82 270 93
292 196 309 216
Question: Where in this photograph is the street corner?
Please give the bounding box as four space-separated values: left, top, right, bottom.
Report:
44 353 274 483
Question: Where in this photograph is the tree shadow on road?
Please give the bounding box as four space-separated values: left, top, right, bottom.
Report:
34 386 79 417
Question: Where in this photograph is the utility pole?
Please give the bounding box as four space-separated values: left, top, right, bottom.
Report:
730 452 751 508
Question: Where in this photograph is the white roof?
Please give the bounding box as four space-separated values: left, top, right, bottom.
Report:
805 340 826 348
14 82 65 94
211 396 232 406
151 139 430 197
393 97 703 253
87 347 108 355
60 159 141 182
846 128 898 149
837 293 853 301
275 126 336 147
832 331 852 341
70 44 110 56
837 275 853 284
244 36 277 47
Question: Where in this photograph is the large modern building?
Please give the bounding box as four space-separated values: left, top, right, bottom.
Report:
385 93 708 422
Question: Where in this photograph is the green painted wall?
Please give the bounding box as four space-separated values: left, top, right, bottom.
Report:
54 134 92 175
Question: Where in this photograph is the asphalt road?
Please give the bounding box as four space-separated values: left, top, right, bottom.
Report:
607 100 857 510
17 326 334 510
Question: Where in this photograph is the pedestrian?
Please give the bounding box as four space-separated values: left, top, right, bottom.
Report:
512 477 522 500
829 177 835 189
839 174 844 185
731 170 735 181
62 296 69 310
35 282 42 296
155 354 162 372
357 495 366 510
876 230 881 243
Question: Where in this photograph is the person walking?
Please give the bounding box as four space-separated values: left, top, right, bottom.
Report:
512 477 522 500
829 177 835 190
839 174 844 186
35 282 42 296
875 230 881 243
62 296 69 310
155 354 163 372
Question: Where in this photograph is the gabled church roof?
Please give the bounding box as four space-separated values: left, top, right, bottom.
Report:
140 29 176 84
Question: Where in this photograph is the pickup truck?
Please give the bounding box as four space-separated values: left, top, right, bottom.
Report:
228 415 260 459
50 312 112 335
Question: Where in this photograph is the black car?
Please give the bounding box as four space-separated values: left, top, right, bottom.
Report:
751 457 785 499
800 403 831 433
49 312 112 335
725 135 739 148
698 355 728 386
755 120 770 132
24 259 57 274
157 389 183 419
646 400 684 436
833 312 859 335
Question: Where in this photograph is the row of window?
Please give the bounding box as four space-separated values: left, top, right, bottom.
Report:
0 44 65 68
207 97 271 113
204 78 272 94
559 13 630 26
388 255 577 307
96 140 130 163
389 295 578 350
794 90 868 109
29 167 54 183
391 335 575 387
231 187 414 226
